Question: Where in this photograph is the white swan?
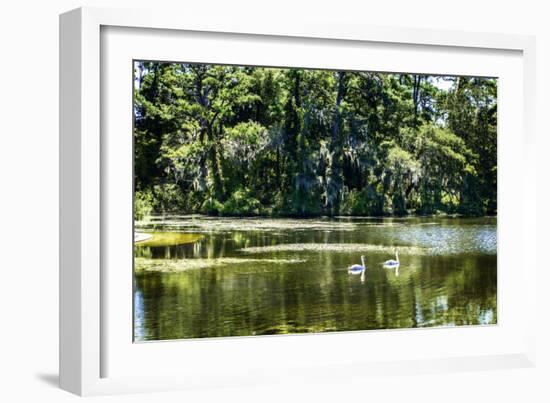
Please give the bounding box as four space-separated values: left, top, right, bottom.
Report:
349 255 366 274
383 250 399 268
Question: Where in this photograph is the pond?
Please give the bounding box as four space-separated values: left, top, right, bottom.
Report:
134 216 497 341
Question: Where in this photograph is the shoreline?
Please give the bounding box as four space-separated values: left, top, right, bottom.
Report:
136 213 497 221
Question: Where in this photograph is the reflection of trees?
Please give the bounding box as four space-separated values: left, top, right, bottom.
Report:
135 248 496 340
133 221 497 340
375 254 497 328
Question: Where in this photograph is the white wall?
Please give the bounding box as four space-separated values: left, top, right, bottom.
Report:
0 1 548 402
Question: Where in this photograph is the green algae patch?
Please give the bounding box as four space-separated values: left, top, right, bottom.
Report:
134 257 306 273
135 232 203 247
239 243 428 255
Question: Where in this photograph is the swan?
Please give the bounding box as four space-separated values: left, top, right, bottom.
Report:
349 255 367 274
383 250 399 268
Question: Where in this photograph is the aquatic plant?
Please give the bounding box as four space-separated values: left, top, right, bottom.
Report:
135 232 203 247
134 257 306 273
239 243 428 254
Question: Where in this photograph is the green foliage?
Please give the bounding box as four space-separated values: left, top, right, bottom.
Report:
272 187 323 217
134 62 497 217
340 188 382 216
152 184 188 213
219 188 262 216
134 190 154 221
200 197 224 215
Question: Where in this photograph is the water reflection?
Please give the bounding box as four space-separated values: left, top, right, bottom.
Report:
134 216 497 341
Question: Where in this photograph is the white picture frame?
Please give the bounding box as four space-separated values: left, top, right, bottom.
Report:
60 6 537 396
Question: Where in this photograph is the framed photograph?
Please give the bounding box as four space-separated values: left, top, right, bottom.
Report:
60 6 537 396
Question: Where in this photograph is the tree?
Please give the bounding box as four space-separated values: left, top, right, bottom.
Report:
133 61 497 218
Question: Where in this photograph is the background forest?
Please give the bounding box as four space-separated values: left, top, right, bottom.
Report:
134 62 497 219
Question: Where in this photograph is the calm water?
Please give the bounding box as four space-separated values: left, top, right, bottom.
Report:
134 216 497 341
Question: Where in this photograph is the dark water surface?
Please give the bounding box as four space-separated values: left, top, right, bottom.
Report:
134 216 496 341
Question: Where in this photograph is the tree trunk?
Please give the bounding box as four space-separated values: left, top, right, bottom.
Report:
325 71 346 214
207 124 224 200
412 74 422 125
275 147 281 191
282 70 302 192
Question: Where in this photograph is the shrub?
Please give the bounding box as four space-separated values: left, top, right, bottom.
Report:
200 197 224 215
271 189 322 217
134 190 154 221
220 189 262 216
152 184 187 213
340 188 383 216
